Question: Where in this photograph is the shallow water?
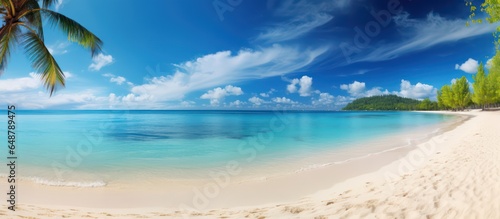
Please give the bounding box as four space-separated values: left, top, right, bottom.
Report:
0 110 456 187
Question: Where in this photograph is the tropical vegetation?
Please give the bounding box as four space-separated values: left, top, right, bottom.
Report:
0 0 102 95
342 95 439 111
433 0 500 111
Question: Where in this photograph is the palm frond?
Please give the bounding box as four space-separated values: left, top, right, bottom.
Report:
22 31 65 95
41 0 59 9
20 0 44 40
0 0 10 7
0 0 13 16
0 25 20 72
40 9 102 56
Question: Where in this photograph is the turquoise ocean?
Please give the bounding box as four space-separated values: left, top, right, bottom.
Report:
0 110 457 187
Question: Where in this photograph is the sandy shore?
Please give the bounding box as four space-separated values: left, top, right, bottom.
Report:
2 111 499 218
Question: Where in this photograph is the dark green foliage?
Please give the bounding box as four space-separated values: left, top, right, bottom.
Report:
342 95 438 111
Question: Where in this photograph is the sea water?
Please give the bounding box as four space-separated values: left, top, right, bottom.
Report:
0 110 456 187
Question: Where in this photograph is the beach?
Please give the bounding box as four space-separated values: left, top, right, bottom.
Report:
1 110 499 218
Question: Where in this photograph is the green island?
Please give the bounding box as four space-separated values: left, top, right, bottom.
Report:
342 95 438 111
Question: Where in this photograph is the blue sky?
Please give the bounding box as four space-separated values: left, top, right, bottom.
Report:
1 0 497 110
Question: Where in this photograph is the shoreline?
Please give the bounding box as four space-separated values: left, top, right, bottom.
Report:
1 112 465 187
2 111 497 218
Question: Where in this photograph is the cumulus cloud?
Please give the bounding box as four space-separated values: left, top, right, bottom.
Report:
0 73 41 92
486 58 493 69
312 92 334 105
272 97 297 104
287 78 299 93
396 80 437 99
340 81 390 98
260 89 276 97
200 85 243 106
102 73 129 85
340 81 366 97
63 72 73 79
0 89 108 109
249 97 266 106
365 87 390 97
180 101 196 107
455 58 479 74
89 54 114 71
110 76 126 85
229 100 245 107
287 75 313 96
340 80 434 100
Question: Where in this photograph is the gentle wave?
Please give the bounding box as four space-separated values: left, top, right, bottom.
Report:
294 127 446 173
26 177 107 188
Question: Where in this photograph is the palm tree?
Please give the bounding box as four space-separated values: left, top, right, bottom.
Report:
0 0 102 95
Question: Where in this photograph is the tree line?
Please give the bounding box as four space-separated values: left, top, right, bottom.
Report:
437 52 500 111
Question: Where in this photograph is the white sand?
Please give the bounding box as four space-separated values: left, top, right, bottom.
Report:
1 111 499 218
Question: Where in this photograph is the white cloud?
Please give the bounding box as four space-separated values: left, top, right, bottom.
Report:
312 92 334 105
0 73 41 92
298 76 313 96
272 97 297 104
128 45 327 102
0 89 107 109
63 72 73 79
455 58 479 74
396 80 437 100
351 12 497 63
181 101 196 107
486 58 493 69
287 75 313 96
340 80 434 100
102 73 128 85
260 88 276 97
340 81 366 97
365 87 390 97
340 81 390 98
229 100 245 107
287 78 299 93
200 85 243 106
89 54 113 71
249 97 266 106
257 0 349 43
47 42 69 55
257 13 332 43
110 76 126 85
122 93 153 103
